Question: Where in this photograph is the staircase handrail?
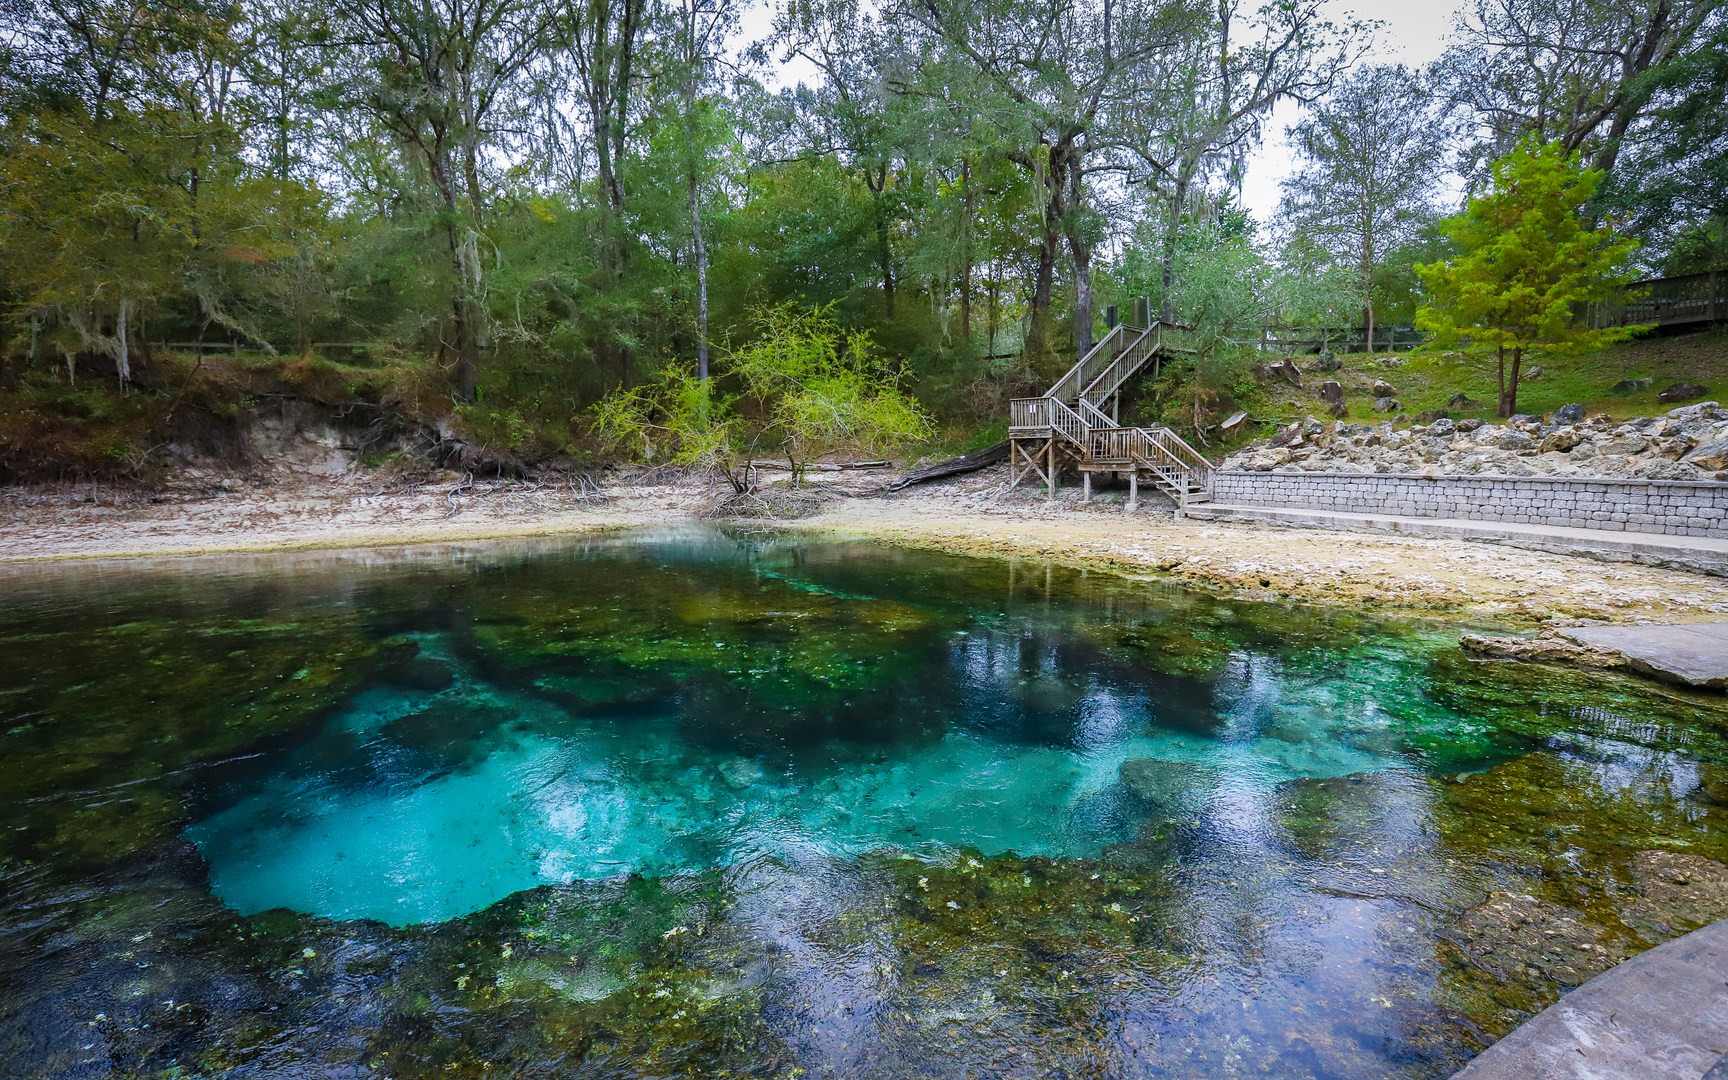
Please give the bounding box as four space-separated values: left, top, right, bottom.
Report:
1144 426 1212 479
1079 324 1159 405
1044 323 1126 403
1008 395 1090 448
1077 398 1115 428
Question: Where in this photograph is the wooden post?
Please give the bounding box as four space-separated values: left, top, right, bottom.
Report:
1046 439 1056 498
1126 472 1138 513
1081 472 1092 503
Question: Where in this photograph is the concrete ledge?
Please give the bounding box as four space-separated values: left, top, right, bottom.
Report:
1557 623 1728 690
1452 918 1728 1079
1182 503 1728 576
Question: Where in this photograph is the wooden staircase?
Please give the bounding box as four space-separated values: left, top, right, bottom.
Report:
1006 319 1213 509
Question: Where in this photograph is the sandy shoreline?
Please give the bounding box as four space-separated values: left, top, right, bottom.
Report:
5 469 1728 626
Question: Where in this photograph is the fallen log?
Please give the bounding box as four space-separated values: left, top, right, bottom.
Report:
752 460 891 472
885 441 1009 491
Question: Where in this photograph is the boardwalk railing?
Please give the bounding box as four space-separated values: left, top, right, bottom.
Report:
1591 270 1727 329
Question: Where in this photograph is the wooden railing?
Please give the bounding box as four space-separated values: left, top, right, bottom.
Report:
1043 323 1128 404
1087 426 1213 500
1599 270 1727 328
1008 396 1089 448
1079 324 1160 407
1010 311 1214 507
1077 398 1115 428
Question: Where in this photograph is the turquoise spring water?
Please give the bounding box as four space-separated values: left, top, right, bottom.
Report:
184 535 1427 926
4 526 1728 1078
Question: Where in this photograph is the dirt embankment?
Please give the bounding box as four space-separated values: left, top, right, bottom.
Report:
5 463 1728 627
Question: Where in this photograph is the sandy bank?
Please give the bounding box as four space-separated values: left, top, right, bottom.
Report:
796 479 1728 625
0 474 666 562
5 468 1728 625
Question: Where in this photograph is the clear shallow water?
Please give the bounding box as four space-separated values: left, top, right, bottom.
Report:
4 527 1728 1079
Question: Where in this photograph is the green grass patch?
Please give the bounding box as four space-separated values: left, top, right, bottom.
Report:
1255 328 1726 427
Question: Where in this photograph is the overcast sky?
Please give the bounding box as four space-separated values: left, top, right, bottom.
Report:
738 0 1466 225
1238 0 1463 223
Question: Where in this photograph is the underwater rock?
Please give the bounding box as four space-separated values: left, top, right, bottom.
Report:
717 756 765 790
1616 851 1728 944
1459 631 1628 671
531 671 662 708
378 654 456 692
1119 758 1217 814
1695 766 1728 806
1445 890 1633 987
380 700 514 767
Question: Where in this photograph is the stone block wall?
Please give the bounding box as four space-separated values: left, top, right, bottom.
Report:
1209 470 1728 539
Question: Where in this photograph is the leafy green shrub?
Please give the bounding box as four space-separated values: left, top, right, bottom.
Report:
591 304 933 482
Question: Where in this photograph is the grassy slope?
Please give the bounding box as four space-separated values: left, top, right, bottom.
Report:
1254 328 1727 430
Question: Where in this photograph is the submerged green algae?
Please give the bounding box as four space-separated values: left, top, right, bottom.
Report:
3 527 1728 1079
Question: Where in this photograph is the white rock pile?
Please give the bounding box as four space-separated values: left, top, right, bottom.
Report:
1225 402 1728 481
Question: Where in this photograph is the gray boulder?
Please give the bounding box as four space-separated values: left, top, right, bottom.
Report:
1554 403 1586 425
1684 438 1728 471
1373 396 1400 412
1659 382 1708 403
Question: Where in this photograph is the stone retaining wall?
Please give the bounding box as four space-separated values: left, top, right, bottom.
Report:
1209 470 1728 539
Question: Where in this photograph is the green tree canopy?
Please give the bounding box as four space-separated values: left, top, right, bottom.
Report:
1416 138 1642 418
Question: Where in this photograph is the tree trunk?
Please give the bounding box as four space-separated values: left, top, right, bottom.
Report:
869 163 895 317
1502 347 1523 418
1365 301 1375 357
986 268 999 358
431 150 483 401
1067 164 1092 357
1496 344 1526 418
1026 149 1067 365
1071 236 1093 358
1160 174 1191 323
1027 224 1057 363
689 160 709 380
114 298 131 386
959 154 973 347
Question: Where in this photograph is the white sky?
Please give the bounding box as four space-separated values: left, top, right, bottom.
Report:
737 0 1465 224
1238 0 1463 223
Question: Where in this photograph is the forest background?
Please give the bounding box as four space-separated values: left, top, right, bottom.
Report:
1 0 1724 478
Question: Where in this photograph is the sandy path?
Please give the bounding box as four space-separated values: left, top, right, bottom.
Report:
4 468 1727 626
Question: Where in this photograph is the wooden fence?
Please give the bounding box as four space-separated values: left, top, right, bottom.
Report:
1590 270 1726 330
